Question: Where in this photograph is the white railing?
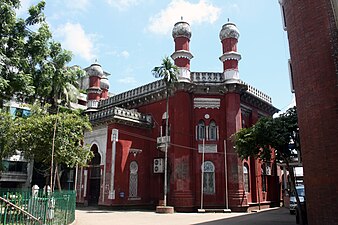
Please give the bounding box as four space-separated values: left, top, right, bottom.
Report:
191 72 224 83
87 100 99 109
89 106 150 124
240 80 272 104
99 80 166 107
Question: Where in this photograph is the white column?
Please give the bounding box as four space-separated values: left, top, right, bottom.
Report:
109 129 118 200
83 170 88 198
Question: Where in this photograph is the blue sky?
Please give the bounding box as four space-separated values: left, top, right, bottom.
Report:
18 0 293 110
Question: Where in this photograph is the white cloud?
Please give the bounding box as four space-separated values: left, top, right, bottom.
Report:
148 0 221 35
121 50 130 58
118 67 137 84
55 23 96 62
106 0 142 11
224 3 240 15
118 76 137 84
106 50 130 58
65 0 90 12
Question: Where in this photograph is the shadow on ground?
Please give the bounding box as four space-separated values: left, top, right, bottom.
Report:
194 208 297 225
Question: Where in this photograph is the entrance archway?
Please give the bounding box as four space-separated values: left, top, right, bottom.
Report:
88 144 101 206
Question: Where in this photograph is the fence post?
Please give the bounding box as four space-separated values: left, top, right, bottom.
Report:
32 185 39 197
30 185 39 221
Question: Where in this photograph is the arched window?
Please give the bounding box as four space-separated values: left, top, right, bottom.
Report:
197 120 205 140
202 161 215 194
243 163 250 192
209 120 217 141
129 161 138 198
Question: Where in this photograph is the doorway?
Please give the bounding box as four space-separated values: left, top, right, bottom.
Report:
88 144 101 206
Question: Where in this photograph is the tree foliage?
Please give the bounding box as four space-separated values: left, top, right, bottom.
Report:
232 107 305 224
232 107 299 163
9 106 93 167
152 56 179 87
0 110 15 162
0 0 85 108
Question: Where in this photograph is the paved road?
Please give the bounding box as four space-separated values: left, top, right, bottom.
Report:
75 207 297 225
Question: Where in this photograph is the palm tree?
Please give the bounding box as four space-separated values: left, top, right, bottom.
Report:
46 42 84 109
152 56 178 208
152 56 179 85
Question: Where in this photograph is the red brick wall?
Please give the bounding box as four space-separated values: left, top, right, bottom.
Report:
282 0 338 224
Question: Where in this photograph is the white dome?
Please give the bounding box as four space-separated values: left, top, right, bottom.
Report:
172 21 192 39
87 63 104 77
219 22 240 41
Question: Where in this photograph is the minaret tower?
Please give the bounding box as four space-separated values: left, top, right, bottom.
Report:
86 62 103 111
219 21 241 83
171 19 193 82
100 74 110 100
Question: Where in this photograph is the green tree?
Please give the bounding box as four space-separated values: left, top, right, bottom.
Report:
152 56 179 85
10 106 92 168
232 107 304 223
152 56 178 208
0 0 40 105
0 0 84 108
0 110 15 168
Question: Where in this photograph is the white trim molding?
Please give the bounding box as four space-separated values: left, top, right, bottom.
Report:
194 98 220 109
171 50 193 61
219 51 241 62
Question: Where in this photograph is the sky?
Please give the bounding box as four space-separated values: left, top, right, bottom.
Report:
17 0 293 110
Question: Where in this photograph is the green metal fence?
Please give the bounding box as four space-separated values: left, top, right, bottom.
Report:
0 189 76 225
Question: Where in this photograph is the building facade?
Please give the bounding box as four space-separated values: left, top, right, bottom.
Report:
76 21 280 212
279 0 338 224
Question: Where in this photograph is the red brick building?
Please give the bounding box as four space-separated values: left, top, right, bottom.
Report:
76 20 280 212
279 0 338 224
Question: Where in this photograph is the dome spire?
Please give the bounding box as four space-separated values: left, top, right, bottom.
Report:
171 19 193 82
219 21 241 84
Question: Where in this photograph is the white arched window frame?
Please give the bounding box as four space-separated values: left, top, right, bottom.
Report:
202 161 215 194
243 163 250 193
129 161 138 198
209 120 218 141
197 120 206 140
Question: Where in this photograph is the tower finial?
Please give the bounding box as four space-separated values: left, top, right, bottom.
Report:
227 18 230 22
181 16 183 21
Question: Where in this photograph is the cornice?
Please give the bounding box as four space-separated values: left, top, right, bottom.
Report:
240 92 279 116
219 51 241 62
88 106 153 128
171 50 193 60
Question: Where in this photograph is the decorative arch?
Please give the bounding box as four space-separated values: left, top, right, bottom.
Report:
243 163 250 192
90 141 103 165
90 144 101 166
129 161 138 198
208 120 217 141
197 120 206 140
88 143 102 205
202 161 215 194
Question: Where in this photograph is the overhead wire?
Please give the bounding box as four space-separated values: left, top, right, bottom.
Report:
117 128 229 155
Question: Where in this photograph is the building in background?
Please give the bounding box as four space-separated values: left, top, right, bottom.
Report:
76 20 280 212
279 0 338 224
0 99 33 189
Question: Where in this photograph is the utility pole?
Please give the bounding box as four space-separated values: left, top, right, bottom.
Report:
163 90 169 207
